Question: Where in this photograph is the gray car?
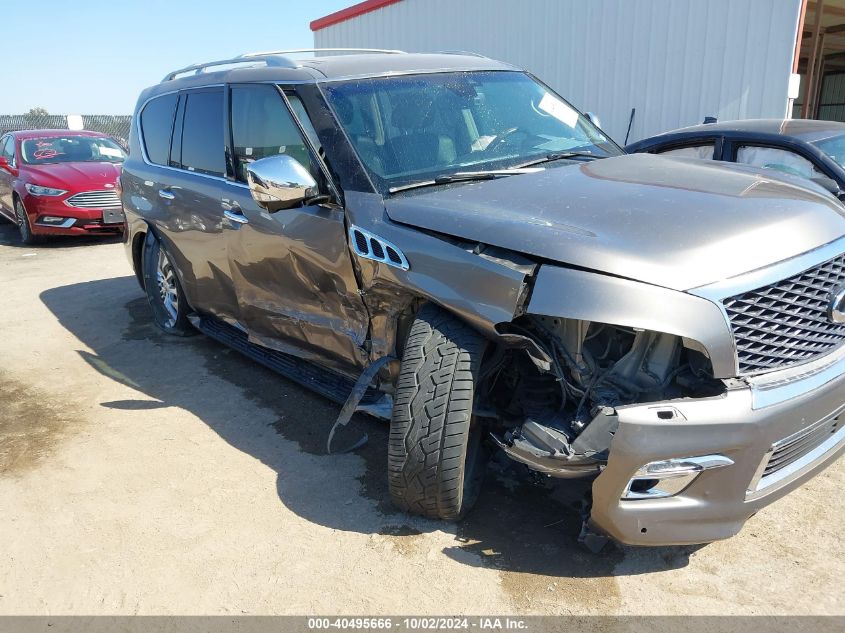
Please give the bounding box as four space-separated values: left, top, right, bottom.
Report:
121 49 845 548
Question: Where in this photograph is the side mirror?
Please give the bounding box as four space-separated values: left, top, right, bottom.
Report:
810 175 842 197
246 154 318 212
584 112 603 129
0 156 9 171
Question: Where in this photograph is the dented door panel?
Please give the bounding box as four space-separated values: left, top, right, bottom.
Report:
223 184 370 375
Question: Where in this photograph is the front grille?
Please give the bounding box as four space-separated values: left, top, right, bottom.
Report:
65 190 121 209
723 253 845 374
762 413 841 480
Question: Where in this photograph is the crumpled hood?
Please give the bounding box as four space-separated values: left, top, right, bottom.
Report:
384 153 845 290
24 161 121 190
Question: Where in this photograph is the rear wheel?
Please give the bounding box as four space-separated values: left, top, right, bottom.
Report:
14 198 37 245
388 304 489 520
141 231 192 335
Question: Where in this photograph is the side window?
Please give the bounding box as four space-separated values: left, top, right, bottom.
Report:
287 93 322 154
658 144 715 160
140 94 178 166
736 145 823 180
180 90 225 177
230 85 315 183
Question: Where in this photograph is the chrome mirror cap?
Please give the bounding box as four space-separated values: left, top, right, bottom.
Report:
246 154 318 212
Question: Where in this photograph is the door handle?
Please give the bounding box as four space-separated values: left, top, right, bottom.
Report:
158 189 175 200
223 208 249 225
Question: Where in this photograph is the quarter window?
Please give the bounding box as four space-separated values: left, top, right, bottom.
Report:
180 90 225 177
140 94 178 166
658 144 715 160
736 145 823 180
230 85 316 183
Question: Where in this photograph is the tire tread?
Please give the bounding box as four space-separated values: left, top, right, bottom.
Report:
388 304 485 520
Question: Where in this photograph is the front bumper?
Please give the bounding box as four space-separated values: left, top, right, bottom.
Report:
590 347 845 546
23 193 124 236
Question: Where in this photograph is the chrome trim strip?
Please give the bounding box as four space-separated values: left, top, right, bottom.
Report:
692 234 845 300
35 217 75 228
747 419 845 500
749 342 845 409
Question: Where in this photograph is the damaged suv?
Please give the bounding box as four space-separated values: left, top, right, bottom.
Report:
123 50 845 547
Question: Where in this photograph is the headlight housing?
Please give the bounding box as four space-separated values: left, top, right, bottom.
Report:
25 184 67 197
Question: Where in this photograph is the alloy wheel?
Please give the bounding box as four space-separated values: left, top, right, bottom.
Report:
156 248 180 328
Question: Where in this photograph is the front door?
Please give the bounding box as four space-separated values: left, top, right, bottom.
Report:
0 135 15 217
222 83 370 374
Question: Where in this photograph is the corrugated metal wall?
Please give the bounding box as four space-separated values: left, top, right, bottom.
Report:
818 73 845 122
314 0 802 143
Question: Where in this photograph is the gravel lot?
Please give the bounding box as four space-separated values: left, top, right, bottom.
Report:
0 222 843 616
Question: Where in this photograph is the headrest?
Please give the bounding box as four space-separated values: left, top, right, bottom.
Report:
391 94 434 131
331 93 355 125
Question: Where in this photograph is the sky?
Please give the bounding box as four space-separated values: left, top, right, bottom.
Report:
1 0 354 114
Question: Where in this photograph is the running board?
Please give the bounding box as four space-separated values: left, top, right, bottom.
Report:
193 315 382 406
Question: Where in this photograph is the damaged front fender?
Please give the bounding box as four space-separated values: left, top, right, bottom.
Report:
526 264 736 378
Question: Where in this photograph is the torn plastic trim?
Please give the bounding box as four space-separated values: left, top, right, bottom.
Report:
491 409 618 479
327 355 395 454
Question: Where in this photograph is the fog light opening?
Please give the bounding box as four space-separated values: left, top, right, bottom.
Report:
36 216 75 228
621 454 734 500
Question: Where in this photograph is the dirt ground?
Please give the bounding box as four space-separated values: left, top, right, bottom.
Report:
0 222 843 616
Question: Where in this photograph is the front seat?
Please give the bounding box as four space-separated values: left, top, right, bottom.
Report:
387 94 442 174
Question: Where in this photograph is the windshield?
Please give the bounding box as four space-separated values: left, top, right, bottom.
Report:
21 136 126 165
323 71 622 191
813 133 845 170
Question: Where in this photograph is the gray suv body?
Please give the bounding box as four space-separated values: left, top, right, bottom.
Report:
122 50 845 548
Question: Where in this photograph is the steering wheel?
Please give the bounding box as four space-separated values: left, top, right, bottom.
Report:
485 127 521 153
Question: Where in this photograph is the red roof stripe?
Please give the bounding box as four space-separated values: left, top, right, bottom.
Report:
310 0 403 31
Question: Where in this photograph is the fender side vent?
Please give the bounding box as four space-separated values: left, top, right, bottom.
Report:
370 238 385 259
352 229 370 255
349 225 409 270
385 246 402 265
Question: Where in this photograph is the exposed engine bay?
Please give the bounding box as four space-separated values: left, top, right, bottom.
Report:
479 316 726 478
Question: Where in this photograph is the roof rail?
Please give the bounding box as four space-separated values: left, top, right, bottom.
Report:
436 50 489 58
161 55 298 82
239 47 405 58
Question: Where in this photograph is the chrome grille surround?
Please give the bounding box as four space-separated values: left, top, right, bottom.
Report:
65 190 122 210
722 252 845 375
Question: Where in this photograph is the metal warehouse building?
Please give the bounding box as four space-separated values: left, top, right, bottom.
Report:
312 0 845 144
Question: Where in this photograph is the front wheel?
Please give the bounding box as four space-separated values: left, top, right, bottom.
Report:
388 304 489 520
141 231 192 335
15 199 37 245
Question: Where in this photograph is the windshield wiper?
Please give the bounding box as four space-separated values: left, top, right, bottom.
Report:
515 151 604 169
389 168 541 194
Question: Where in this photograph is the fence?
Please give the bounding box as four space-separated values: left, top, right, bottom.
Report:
0 114 132 148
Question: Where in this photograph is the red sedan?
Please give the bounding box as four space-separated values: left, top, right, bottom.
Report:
0 129 126 244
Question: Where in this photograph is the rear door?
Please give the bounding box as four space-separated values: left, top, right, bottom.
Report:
153 87 240 322
221 83 370 373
